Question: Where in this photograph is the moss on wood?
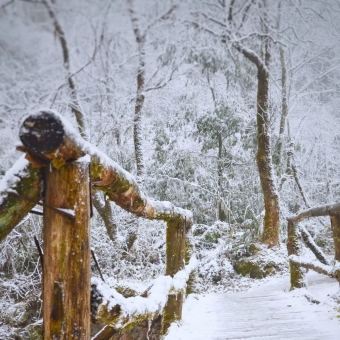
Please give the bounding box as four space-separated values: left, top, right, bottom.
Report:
0 163 41 242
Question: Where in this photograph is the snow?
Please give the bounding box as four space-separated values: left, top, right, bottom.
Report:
165 271 340 340
76 154 91 163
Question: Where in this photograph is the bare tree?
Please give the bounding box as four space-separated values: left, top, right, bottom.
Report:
126 0 176 181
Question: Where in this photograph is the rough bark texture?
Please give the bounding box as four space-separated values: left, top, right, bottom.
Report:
162 219 186 335
43 160 91 340
287 220 306 290
0 160 41 242
108 316 161 340
257 68 280 247
43 0 121 242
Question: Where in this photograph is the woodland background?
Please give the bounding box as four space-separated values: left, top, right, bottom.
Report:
1 0 340 338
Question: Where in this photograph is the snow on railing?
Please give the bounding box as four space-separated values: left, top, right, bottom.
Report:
91 256 198 328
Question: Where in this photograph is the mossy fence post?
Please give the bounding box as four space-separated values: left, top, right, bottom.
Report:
330 214 340 285
19 113 91 340
287 220 306 290
161 219 186 335
43 161 91 340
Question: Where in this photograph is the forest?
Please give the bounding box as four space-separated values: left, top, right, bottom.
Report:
1 0 340 339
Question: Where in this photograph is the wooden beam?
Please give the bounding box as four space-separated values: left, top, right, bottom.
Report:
19 110 192 225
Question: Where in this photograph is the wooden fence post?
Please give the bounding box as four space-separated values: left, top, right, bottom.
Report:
287 220 306 290
43 159 91 340
161 219 186 335
185 227 195 296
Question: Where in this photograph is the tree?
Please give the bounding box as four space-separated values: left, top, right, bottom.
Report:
189 0 280 246
195 101 245 221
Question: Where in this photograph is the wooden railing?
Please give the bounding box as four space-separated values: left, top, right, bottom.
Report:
0 110 195 339
287 203 340 290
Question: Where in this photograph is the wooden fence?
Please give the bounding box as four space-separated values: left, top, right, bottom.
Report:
0 110 195 340
287 203 340 290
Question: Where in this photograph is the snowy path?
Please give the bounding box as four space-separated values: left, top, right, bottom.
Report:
165 272 340 340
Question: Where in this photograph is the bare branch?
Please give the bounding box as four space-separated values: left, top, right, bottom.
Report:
144 4 177 34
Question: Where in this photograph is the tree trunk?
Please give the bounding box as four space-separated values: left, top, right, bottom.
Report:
217 132 226 221
43 159 91 340
257 68 280 247
127 0 146 180
276 47 288 170
133 38 146 180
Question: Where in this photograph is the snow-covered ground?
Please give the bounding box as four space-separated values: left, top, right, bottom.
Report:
165 271 340 340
